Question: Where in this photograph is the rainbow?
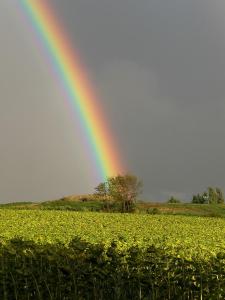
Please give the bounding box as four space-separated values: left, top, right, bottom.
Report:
20 0 124 181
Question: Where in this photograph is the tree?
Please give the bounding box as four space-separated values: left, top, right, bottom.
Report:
94 182 111 211
208 187 217 204
192 187 224 204
208 187 224 204
95 182 108 198
95 174 142 212
167 196 181 204
215 188 224 204
192 193 206 204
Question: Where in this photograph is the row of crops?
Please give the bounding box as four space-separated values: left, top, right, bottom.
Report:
0 210 225 298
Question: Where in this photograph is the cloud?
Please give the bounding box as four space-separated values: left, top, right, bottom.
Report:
0 0 225 202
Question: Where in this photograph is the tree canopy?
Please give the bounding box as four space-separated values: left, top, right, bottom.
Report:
192 187 224 204
95 174 142 212
167 196 181 204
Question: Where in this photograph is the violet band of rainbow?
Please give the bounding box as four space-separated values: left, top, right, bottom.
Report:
20 0 124 180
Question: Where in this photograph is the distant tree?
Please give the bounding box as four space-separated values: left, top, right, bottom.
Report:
95 182 108 198
208 187 217 204
202 192 209 203
208 187 224 204
192 195 197 203
94 182 111 210
192 192 208 204
167 196 181 204
192 187 224 204
192 192 207 204
215 188 224 204
95 174 142 212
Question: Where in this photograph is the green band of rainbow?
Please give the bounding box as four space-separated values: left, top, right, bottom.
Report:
20 0 124 180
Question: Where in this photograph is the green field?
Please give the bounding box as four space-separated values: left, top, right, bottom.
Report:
0 209 225 298
0 209 224 258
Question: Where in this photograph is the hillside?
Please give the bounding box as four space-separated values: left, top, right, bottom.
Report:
1 197 225 217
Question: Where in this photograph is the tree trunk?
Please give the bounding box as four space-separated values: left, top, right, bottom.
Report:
122 200 126 213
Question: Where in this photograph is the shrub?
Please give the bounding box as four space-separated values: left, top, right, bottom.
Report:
0 238 224 299
167 196 181 203
147 207 161 214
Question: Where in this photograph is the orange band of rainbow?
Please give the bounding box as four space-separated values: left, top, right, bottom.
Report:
20 0 124 180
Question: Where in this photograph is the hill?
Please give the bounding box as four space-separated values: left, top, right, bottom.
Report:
1 196 225 217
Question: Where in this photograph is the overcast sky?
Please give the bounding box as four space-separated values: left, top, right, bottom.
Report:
0 0 225 202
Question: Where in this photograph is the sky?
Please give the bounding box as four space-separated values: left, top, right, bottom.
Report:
0 0 225 202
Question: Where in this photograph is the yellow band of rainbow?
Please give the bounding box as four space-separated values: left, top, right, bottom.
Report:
20 0 124 180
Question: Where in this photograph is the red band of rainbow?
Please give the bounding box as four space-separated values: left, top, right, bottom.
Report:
20 0 124 180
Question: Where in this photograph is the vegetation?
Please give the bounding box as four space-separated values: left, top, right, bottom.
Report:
3 200 225 218
0 176 224 297
192 187 224 204
0 210 224 297
0 210 224 258
1 237 225 299
167 196 181 203
95 174 142 212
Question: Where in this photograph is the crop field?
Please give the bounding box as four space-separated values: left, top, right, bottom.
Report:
0 210 225 299
0 209 224 258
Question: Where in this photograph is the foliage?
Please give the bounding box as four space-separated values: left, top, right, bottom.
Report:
192 193 206 204
167 196 181 204
208 187 224 204
0 211 224 297
0 238 225 299
95 174 142 212
192 187 224 204
147 207 161 214
0 210 224 258
41 199 104 212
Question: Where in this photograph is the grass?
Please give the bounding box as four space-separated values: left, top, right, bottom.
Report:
1 197 225 218
138 202 225 217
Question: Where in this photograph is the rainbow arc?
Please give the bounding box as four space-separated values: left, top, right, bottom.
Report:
20 0 124 180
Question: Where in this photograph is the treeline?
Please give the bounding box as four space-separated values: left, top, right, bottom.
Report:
95 174 225 210
167 187 224 204
192 187 224 204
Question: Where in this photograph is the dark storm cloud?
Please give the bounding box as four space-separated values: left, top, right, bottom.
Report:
52 0 225 200
54 0 225 106
0 0 224 201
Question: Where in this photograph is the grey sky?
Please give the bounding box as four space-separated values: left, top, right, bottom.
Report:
0 0 225 202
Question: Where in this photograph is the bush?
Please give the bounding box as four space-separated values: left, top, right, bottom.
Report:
167 196 181 203
147 207 161 214
0 238 224 299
